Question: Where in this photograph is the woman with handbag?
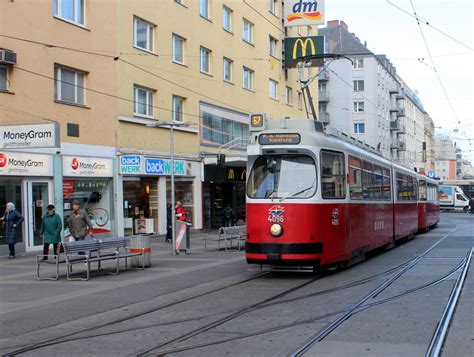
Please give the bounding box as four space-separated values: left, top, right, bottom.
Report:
1 202 24 259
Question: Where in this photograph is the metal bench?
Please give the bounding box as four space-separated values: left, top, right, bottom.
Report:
36 238 145 281
204 226 246 251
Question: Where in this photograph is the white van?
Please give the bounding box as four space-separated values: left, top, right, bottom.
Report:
439 185 470 212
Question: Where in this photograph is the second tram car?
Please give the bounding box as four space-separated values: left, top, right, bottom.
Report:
245 119 439 269
417 175 440 232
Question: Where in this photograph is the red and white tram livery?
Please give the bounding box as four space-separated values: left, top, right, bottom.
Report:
245 119 439 269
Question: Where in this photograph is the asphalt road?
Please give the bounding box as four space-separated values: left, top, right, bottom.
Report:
0 212 472 357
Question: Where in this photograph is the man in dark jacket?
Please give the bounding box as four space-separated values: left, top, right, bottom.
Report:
469 195 474 214
1 202 24 259
222 204 235 227
67 200 93 241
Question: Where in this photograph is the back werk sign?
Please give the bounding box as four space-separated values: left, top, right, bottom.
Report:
284 36 324 68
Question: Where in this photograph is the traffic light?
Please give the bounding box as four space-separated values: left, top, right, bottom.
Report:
217 153 226 167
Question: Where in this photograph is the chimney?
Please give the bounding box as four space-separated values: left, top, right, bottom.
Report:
340 20 348 29
327 20 339 27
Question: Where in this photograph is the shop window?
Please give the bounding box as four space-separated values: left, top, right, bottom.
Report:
63 179 113 238
167 178 194 223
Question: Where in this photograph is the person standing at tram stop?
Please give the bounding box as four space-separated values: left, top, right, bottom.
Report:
40 204 62 260
175 201 187 222
1 202 24 259
222 204 235 227
67 200 93 241
469 194 474 214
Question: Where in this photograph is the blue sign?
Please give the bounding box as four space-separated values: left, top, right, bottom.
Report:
145 158 185 175
120 155 141 174
427 171 435 178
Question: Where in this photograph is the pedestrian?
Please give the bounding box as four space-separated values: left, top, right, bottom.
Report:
0 202 24 259
67 200 93 241
175 201 187 222
40 204 62 260
222 204 235 227
166 203 172 242
469 194 474 214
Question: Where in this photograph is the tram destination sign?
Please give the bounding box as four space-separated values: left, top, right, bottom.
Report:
259 133 301 145
0 123 60 149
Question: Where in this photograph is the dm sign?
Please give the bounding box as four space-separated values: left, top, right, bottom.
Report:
284 36 324 68
284 0 325 27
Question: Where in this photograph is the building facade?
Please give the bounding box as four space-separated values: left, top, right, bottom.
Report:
318 20 435 172
434 137 457 180
1 0 320 255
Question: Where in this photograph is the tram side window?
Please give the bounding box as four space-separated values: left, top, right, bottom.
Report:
373 165 383 200
412 176 418 201
349 156 362 199
428 183 438 202
321 150 346 199
362 161 373 200
396 172 416 201
382 168 391 201
419 181 427 201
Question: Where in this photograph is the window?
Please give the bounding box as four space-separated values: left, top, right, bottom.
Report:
0 66 8 91
321 151 346 199
285 86 292 105
243 19 254 44
134 85 154 117
223 57 233 82
243 67 253 90
349 156 362 200
223 6 232 32
353 80 364 91
172 95 184 122
54 0 84 25
134 17 154 52
54 66 85 105
298 91 303 110
247 155 317 199
373 165 383 200
354 123 365 133
382 168 391 201
362 161 373 200
396 172 417 201
200 47 211 74
269 36 278 57
354 101 365 113
419 180 427 201
269 0 278 15
353 59 364 69
200 0 209 18
269 79 278 100
172 34 185 64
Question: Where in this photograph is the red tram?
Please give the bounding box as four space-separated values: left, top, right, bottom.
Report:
245 119 439 269
417 175 440 232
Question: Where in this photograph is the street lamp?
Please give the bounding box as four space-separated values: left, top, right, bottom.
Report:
146 120 192 255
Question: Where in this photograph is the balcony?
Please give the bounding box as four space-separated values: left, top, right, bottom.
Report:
399 141 406 151
396 91 406 100
389 88 399 94
396 108 406 117
319 112 330 124
389 106 399 113
391 140 406 151
318 91 330 102
318 71 329 81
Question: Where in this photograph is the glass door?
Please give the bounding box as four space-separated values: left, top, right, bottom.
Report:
25 181 52 251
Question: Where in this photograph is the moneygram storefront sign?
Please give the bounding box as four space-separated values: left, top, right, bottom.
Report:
0 151 53 176
0 123 60 149
63 156 113 177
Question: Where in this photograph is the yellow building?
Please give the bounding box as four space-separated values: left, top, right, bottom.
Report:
114 0 319 230
1 1 320 249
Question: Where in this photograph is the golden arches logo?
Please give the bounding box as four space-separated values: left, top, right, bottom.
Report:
227 169 235 180
292 38 316 59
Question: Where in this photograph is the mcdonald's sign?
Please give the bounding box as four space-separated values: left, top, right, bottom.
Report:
284 36 324 68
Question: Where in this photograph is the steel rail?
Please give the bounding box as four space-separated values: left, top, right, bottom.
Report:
425 247 473 357
289 227 459 357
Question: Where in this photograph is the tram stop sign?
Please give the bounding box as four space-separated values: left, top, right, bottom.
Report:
284 36 324 68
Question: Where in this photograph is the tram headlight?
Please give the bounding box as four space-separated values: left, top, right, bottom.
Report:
270 224 283 237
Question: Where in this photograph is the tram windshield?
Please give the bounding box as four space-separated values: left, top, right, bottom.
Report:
247 155 317 199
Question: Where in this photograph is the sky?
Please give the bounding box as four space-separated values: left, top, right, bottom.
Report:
323 0 474 162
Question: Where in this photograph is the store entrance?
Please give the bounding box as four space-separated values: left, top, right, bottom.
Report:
25 180 52 251
205 181 246 228
0 179 23 247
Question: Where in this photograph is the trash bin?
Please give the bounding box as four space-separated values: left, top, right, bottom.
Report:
130 235 151 267
175 220 191 254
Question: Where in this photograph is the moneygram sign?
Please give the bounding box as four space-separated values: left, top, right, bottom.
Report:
0 123 59 149
0 151 53 176
284 0 325 27
63 156 113 177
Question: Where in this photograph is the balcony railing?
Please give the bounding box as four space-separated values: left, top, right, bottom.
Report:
318 91 330 102
396 108 406 117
